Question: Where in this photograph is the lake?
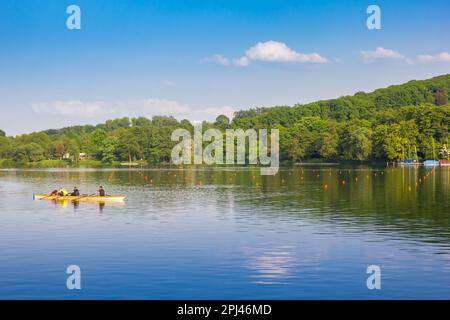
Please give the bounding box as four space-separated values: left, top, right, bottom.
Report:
0 165 449 299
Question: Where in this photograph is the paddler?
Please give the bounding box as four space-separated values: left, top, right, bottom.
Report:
57 188 68 196
70 186 80 196
98 186 106 197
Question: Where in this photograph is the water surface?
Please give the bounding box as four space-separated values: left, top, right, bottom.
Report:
0 165 449 299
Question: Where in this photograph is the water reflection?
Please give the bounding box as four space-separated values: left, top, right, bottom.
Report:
247 247 297 285
49 199 124 212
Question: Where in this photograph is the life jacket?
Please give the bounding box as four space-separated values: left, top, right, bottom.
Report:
58 189 68 196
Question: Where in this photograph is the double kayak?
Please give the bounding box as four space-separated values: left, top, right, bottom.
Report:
33 194 126 202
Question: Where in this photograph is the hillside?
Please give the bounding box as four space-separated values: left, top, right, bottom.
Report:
0 74 449 164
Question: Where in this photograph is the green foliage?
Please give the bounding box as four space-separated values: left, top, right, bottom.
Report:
440 144 450 159
0 136 12 158
13 143 45 163
231 74 450 161
2 74 450 165
214 115 230 129
341 125 373 161
100 136 118 164
285 123 314 161
318 129 339 159
112 127 141 161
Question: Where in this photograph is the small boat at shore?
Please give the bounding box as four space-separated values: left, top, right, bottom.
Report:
398 159 421 166
439 160 450 166
33 194 126 202
398 146 421 166
423 160 439 167
423 139 440 167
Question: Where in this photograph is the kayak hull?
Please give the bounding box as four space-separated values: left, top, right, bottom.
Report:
34 194 126 202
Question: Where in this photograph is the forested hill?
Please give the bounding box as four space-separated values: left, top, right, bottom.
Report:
233 74 450 124
0 74 449 165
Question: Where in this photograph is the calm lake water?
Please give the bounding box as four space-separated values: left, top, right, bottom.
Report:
0 165 449 299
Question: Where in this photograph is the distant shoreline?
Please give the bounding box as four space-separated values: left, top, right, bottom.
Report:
0 159 396 171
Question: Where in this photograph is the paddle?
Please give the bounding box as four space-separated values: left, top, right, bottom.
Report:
38 193 60 200
71 193 96 202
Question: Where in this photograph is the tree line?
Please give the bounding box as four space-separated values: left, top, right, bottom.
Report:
1 74 449 165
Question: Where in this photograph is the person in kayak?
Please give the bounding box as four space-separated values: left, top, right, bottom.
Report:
58 188 68 196
98 186 106 197
71 186 80 196
50 189 58 196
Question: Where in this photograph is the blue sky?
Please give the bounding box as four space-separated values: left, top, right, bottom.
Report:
0 0 449 135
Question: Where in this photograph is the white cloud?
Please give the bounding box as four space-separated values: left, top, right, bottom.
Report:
417 52 450 63
31 99 235 123
361 47 408 63
31 100 107 118
205 54 232 66
245 41 328 63
361 48 450 64
205 54 250 67
207 40 328 67
233 56 250 67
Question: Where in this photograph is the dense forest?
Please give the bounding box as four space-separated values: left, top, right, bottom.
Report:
1 74 449 165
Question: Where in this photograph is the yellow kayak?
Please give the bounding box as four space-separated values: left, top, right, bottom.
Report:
34 194 126 202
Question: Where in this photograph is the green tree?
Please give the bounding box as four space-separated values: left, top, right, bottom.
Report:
286 124 314 161
341 125 373 161
100 136 118 164
113 128 140 162
13 143 44 163
105 117 130 131
381 121 419 160
318 130 339 159
0 136 12 158
91 128 108 160
214 115 230 129
51 141 66 159
372 125 389 159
